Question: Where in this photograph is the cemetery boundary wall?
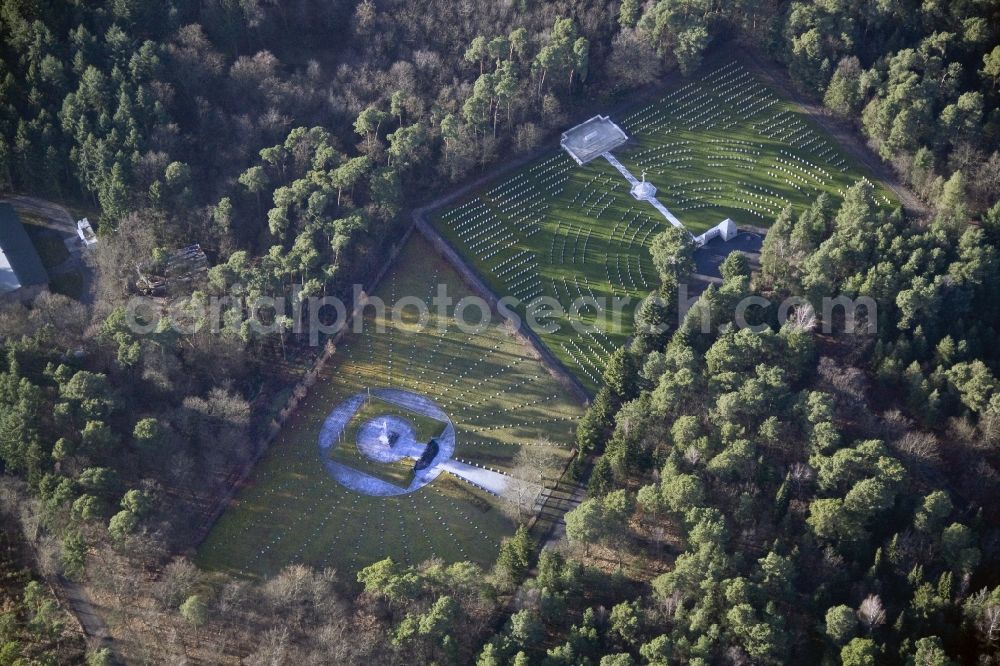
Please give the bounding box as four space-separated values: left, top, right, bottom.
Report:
413 210 592 407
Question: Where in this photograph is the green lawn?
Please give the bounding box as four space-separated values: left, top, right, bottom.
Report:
430 57 896 392
325 396 447 487
198 234 583 577
328 441 416 488
346 396 448 443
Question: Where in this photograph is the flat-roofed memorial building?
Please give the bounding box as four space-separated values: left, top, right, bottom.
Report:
560 115 628 165
559 115 743 248
0 203 48 303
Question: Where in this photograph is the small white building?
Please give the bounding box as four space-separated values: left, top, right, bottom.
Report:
76 218 97 247
717 218 738 241
694 218 739 246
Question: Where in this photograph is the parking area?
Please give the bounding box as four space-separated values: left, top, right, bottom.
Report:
689 229 764 296
0 195 94 303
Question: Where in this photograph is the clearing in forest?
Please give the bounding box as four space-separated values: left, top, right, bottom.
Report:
198 234 583 577
431 58 896 392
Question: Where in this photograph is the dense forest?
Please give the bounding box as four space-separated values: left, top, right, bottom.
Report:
0 0 999 663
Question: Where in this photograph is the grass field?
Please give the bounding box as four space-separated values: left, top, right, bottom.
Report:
431 58 896 392
198 234 583 577
346 396 448 443
326 396 447 486
328 435 416 487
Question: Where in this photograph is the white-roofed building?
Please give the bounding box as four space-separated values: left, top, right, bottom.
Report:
560 115 628 165
0 203 48 303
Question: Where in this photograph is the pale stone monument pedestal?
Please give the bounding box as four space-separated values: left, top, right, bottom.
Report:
630 180 657 200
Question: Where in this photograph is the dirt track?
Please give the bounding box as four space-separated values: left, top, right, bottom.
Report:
2 194 76 228
57 577 110 643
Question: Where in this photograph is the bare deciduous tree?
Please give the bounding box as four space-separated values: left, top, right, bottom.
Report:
787 302 817 332
502 476 541 524
979 602 1000 644
245 626 293 666
892 430 940 464
512 443 562 485
154 558 203 610
88 211 160 313
857 594 886 633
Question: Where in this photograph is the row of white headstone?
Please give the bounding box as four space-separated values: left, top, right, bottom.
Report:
561 341 602 384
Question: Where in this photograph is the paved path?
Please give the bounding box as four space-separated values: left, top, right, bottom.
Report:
440 459 527 497
603 153 640 187
318 389 456 496
510 474 588 560
356 416 421 462
602 152 687 230
317 388 548 504
688 230 764 296
539 480 587 548
646 197 685 229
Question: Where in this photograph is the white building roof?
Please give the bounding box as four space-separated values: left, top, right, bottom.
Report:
0 246 21 293
560 115 629 165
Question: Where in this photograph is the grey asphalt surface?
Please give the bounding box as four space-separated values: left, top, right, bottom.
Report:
0 195 95 304
689 230 764 296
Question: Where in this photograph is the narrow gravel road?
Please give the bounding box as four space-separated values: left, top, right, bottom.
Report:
2 194 76 228
57 576 111 644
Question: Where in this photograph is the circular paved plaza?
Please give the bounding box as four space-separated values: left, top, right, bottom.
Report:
355 416 421 463
317 388 456 496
